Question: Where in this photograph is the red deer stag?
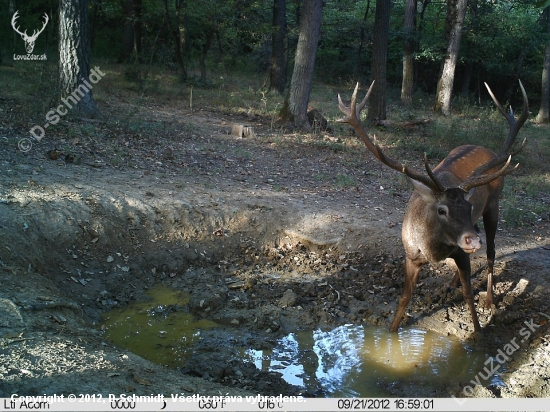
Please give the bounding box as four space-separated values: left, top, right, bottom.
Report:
338 80 528 332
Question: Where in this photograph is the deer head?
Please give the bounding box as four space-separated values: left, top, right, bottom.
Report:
12 11 49 54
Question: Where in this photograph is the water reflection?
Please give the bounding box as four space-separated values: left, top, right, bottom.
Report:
245 325 490 397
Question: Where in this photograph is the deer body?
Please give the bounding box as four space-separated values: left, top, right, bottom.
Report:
395 145 505 332
338 81 528 333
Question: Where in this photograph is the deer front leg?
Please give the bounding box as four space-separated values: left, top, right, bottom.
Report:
390 256 422 332
451 250 481 332
444 258 460 290
483 203 499 308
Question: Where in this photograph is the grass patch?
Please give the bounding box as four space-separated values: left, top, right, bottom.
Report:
501 173 550 227
333 173 355 188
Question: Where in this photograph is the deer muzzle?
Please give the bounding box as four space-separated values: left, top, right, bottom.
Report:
459 234 482 253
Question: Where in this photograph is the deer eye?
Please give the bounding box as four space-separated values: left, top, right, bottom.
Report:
437 206 448 216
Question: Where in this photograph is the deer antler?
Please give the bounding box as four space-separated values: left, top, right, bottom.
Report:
459 80 529 192
11 11 26 38
31 13 49 40
11 11 48 39
338 82 446 193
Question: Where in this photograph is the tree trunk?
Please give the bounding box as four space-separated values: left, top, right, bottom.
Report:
401 0 416 104
268 0 287 95
536 7 550 124
460 58 474 98
279 0 323 129
134 0 142 58
368 0 391 121
90 0 100 50
59 0 100 117
199 30 213 82
460 0 477 99
503 48 526 104
356 0 371 79
164 0 186 79
415 0 431 88
118 0 142 63
434 0 468 115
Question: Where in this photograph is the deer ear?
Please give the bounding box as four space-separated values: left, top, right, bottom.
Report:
464 187 475 201
408 177 436 203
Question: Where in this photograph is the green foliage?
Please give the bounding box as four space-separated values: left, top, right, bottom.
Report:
501 174 550 226
3 0 544 102
334 173 356 188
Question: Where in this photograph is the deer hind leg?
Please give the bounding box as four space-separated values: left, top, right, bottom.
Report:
390 256 422 332
451 250 481 332
482 202 499 308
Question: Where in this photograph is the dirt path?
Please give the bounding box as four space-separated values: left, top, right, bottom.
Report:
1 97 549 398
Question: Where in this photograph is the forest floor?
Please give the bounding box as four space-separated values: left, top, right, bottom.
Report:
1 65 550 399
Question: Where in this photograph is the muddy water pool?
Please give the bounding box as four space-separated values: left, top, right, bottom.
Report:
100 285 497 397
100 285 218 367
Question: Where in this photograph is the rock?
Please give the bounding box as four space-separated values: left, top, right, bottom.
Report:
0 298 24 329
189 287 228 314
278 289 298 308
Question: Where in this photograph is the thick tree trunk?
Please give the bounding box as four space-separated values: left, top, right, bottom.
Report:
401 0 416 104
368 0 391 121
536 7 550 124
434 0 468 115
268 0 287 95
59 0 100 117
279 0 323 129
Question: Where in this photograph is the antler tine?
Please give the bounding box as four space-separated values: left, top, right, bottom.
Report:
354 81 375 118
484 80 529 155
484 82 509 122
459 156 515 192
11 11 26 36
460 80 529 192
337 82 444 193
337 94 351 118
424 153 446 192
28 13 49 40
337 81 375 121
512 80 529 144
36 13 49 36
509 137 527 158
